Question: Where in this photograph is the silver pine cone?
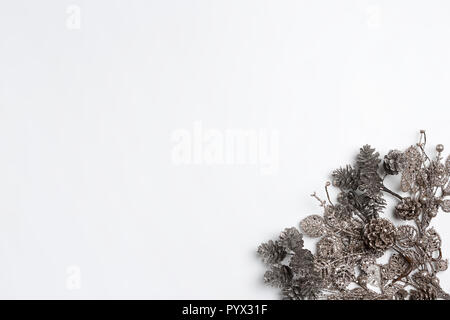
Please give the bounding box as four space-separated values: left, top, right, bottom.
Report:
384 150 407 175
363 218 397 251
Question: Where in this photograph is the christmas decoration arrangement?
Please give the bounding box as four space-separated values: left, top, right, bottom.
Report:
257 131 450 300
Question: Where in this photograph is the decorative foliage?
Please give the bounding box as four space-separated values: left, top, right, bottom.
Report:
257 131 450 300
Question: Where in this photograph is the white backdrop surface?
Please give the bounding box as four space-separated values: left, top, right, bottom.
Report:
0 0 450 299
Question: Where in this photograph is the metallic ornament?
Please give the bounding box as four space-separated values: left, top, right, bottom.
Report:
257 131 450 300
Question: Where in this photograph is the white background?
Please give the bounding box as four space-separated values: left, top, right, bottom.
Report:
0 0 450 299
